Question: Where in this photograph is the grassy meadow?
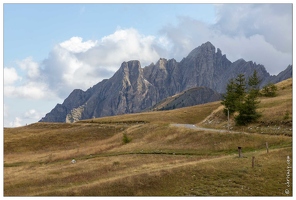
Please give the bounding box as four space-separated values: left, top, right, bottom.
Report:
4 78 292 196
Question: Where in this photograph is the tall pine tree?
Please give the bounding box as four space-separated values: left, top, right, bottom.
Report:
248 70 261 97
235 71 261 125
221 74 246 116
235 74 247 105
221 78 237 116
221 71 261 126
235 91 261 125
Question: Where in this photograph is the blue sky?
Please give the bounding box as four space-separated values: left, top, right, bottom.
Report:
3 3 293 127
4 4 215 64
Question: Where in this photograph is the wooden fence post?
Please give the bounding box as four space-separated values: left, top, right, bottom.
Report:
252 156 255 168
266 142 269 153
238 146 242 158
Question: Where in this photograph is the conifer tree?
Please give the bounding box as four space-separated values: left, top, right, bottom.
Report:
235 91 261 125
234 73 247 104
221 71 261 126
248 70 261 97
235 71 261 125
221 74 246 117
221 79 237 116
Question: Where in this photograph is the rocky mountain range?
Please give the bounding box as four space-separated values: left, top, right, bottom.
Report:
39 41 292 123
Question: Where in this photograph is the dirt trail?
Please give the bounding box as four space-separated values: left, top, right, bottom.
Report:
171 123 237 133
170 105 237 133
198 105 224 125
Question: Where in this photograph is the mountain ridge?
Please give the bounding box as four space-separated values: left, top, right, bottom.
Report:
39 41 292 123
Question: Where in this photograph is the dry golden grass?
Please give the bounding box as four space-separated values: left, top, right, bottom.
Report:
79 101 221 124
5 146 292 196
4 78 292 196
4 121 292 196
258 78 292 123
87 147 292 196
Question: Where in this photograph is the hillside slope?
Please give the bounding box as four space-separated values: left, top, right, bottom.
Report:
148 86 222 111
201 78 292 136
4 79 292 196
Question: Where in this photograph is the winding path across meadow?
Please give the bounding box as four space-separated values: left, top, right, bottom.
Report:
171 124 241 134
171 124 226 132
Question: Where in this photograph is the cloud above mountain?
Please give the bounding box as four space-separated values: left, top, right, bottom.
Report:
4 57 56 100
4 28 169 100
159 4 292 75
4 4 292 127
41 28 167 98
59 36 98 53
214 4 292 53
4 67 21 85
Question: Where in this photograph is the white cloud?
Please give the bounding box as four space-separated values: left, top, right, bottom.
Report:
4 67 21 85
60 37 97 53
81 28 163 68
39 28 168 98
4 82 57 100
4 57 57 100
24 109 43 120
16 57 40 79
9 117 23 127
159 16 212 60
214 4 292 53
41 45 101 97
159 4 292 75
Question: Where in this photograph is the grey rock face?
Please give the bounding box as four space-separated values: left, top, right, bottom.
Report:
41 60 158 122
39 41 292 123
143 58 181 101
149 86 222 111
267 65 292 85
179 42 232 92
39 104 68 122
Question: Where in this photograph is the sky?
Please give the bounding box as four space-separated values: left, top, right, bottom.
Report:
2 3 293 127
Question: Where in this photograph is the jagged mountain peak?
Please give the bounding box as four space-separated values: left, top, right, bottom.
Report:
234 58 246 63
113 60 143 84
201 41 215 49
119 60 141 73
187 41 216 58
155 58 168 69
39 41 292 123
